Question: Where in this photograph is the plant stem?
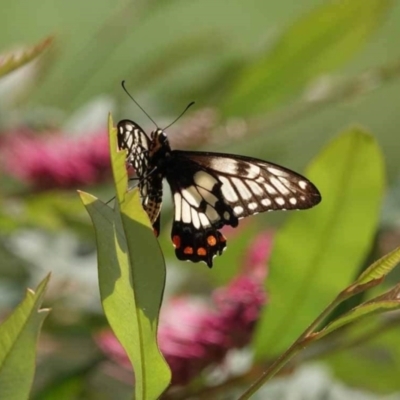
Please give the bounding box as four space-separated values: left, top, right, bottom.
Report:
238 292 346 399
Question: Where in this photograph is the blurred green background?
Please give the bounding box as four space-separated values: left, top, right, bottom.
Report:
1 0 400 398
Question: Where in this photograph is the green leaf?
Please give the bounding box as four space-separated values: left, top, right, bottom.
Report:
80 115 171 399
315 284 400 340
0 37 53 78
354 245 400 286
253 128 385 358
222 0 392 116
0 274 51 400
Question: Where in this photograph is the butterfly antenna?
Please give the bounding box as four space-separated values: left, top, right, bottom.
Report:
121 80 158 129
163 101 195 131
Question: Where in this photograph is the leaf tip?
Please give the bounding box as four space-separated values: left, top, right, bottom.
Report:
78 191 98 206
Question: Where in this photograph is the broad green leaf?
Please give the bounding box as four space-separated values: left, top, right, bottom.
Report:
0 37 53 78
80 115 170 399
254 128 385 358
222 0 392 116
316 285 400 340
354 245 400 286
0 274 51 400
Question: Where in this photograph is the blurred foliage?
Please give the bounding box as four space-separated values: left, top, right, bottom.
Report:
255 128 385 357
222 0 392 116
1 0 400 398
0 275 50 400
0 37 53 78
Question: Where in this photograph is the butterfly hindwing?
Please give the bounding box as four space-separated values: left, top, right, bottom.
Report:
171 222 227 266
164 156 239 267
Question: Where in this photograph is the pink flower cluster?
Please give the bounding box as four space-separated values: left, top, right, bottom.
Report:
0 128 110 190
96 231 272 386
0 108 219 191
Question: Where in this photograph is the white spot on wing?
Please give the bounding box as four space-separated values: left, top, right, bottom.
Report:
275 197 285 206
182 186 202 207
299 180 308 190
182 200 191 223
245 165 261 179
265 184 277 195
199 213 210 228
126 136 133 148
197 186 218 206
261 198 272 207
209 158 240 174
270 177 290 195
232 177 252 200
246 180 263 196
206 205 219 222
219 176 239 202
248 202 257 210
191 208 201 229
234 206 244 215
194 171 218 191
126 124 133 132
267 167 287 176
174 193 182 221
223 211 230 220
279 177 291 187
289 197 297 205
119 126 124 133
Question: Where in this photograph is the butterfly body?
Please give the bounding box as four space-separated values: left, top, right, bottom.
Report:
117 120 321 267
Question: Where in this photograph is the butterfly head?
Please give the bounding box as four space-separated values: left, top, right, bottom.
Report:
151 128 168 144
149 128 171 163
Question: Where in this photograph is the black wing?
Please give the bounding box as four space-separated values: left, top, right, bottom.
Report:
117 120 151 177
166 150 321 267
117 120 163 232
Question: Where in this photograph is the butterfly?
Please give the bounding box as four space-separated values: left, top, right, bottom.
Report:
116 83 321 267
116 117 321 268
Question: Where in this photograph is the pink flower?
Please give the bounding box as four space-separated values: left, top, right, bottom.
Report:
241 230 274 281
96 231 273 386
0 128 110 190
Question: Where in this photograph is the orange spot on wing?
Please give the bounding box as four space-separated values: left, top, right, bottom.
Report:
172 235 181 248
197 247 207 256
183 246 194 255
207 235 217 246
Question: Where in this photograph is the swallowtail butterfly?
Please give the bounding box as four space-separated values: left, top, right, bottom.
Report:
117 86 321 268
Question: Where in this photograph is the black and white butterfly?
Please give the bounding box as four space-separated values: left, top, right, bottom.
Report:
116 120 321 268
116 85 321 267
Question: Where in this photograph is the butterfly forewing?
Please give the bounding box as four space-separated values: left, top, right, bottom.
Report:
117 120 150 175
117 120 163 231
171 151 321 217
163 154 239 266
